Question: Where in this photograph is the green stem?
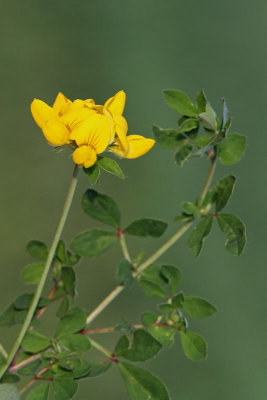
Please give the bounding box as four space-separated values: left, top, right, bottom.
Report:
118 233 132 262
90 338 112 358
198 155 216 206
0 165 79 379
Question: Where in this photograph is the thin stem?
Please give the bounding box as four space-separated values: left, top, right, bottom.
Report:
9 354 41 374
82 322 169 335
19 366 50 394
0 344 8 359
85 155 217 328
118 232 132 262
198 155 216 205
90 339 112 358
0 165 79 379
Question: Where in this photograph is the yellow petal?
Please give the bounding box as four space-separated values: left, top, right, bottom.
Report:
42 119 70 146
113 115 129 153
111 135 155 159
70 114 112 154
31 99 57 129
104 90 126 116
72 145 97 168
60 107 96 130
52 92 70 115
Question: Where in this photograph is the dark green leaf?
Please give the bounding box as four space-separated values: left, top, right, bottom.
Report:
60 267 76 296
180 331 207 360
175 144 193 167
125 219 168 238
196 89 207 113
21 263 45 285
183 296 217 318
158 303 173 312
163 89 197 117
0 373 20 384
53 379 78 400
218 133 246 165
187 216 213 257
0 304 21 327
83 163 100 184
14 294 47 310
119 362 170 400
148 326 176 347
217 214 246 255
140 311 158 327
59 334 91 352
57 358 91 379
26 241 48 260
97 156 125 179
115 329 162 361
56 241 68 264
55 307 87 338
25 382 49 400
16 352 41 376
0 384 20 400
70 229 117 259
116 260 134 287
22 331 50 353
152 125 180 148
86 361 112 377
139 280 167 298
222 98 230 128
82 189 121 228
193 135 213 149
160 265 181 294
215 175 236 212
171 293 184 308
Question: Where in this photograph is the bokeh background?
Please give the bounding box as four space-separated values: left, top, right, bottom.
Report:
0 1 266 399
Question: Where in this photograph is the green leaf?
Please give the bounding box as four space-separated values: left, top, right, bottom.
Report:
193 135 213 149
70 229 117 259
82 189 121 228
141 311 158 327
86 361 111 377
152 125 180 149
182 202 201 219
56 297 70 319
177 118 198 133
116 260 134 287
60 267 76 296
55 307 87 338
160 265 181 294
57 358 91 379
0 384 20 400
83 163 100 184
183 296 217 318
180 331 207 360
218 133 246 165
25 382 49 400
97 156 125 179
0 373 20 384
171 293 184 308
26 240 48 260
139 264 167 298
22 330 50 353
59 334 91 352
16 352 41 376
187 216 213 257
21 262 45 285
163 89 197 117
148 326 176 347
199 103 218 131
0 304 22 327
217 214 246 255
214 175 236 212
53 379 78 400
55 241 68 265
125 218 168 237
196 89 207 113
175 144 193 167
115 329 162 361
14 294 47 310
222 98 230 129
119 362 170 400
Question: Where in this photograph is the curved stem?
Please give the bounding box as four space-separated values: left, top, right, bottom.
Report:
0 165 79 379
90 338 112 358
118 233 132 262
198 155 216 205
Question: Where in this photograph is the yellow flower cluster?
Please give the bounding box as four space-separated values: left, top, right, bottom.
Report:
31 91 155 168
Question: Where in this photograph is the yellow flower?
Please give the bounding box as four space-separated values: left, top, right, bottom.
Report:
31 91 155 168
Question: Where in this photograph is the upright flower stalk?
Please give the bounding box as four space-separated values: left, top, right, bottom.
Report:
0 165 79 379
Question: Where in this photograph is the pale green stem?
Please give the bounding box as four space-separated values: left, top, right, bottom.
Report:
0 165 79 379
119 234 132 262
0 344 7 359
86 221 192 326
198 156 216 205
90 338 112 358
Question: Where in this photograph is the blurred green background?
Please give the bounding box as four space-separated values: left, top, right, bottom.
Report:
0 0 266 398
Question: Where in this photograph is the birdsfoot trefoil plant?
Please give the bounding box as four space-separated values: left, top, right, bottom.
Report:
0 88 246 400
